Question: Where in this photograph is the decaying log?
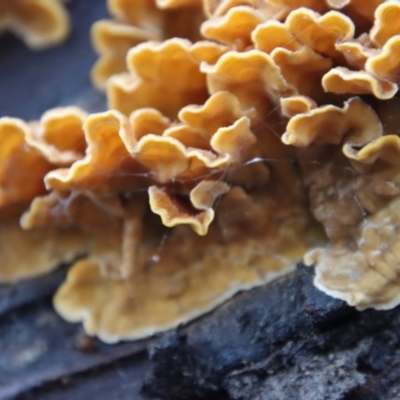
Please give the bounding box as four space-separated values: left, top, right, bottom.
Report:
4 264 400 399
143 266 400 400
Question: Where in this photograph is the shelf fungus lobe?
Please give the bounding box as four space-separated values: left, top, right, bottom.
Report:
91 0 205 90
7 0 400 343
0 107 92 282
0 88 320 342
0 0 70 49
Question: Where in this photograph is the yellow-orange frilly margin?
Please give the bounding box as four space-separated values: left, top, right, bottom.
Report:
0 0 70 49
4 0 400 343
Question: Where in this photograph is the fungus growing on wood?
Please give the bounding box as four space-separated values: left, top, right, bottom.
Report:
1 89 320 341
5 0 400 343
286 98 400 310
0 0 70 49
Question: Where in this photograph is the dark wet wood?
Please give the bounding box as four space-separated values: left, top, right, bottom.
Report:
144 266 400 400
0 296 150 400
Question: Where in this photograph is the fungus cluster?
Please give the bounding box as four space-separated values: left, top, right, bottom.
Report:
3 0 400 342
0 0 70 49
91 0 205 89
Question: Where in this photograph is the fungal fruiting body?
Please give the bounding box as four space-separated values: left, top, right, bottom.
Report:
0 0 70 49
3 100 320 342
91 0 205 90
3 0 400 342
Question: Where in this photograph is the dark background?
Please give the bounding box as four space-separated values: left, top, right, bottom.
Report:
0 1 107 120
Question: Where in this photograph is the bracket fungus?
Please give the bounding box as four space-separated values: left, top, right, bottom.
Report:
0 0 70 49
5 0 400 343
0 107 94 282
91 0 205 90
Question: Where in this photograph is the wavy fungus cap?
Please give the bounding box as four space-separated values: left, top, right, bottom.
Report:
284 96 400 311
11 90 320 342
6 0 400 342
91 0 205 89
304 175 400 310
0 0 70 49
0 107 88 209
0 108 94 282
107 38 227 118
53 183 318 342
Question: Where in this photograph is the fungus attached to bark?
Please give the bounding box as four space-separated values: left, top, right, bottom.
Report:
5 0 400 343
1 89 320 342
